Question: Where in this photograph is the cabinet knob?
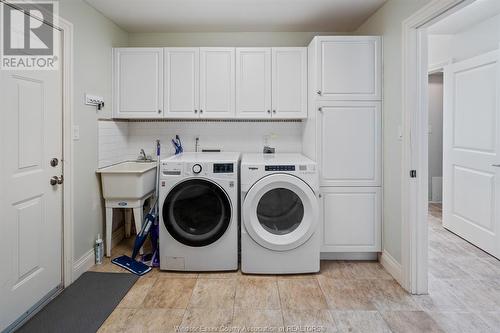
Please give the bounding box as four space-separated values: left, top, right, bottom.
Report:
200 109 203 114
194 109 198 114
318 107 323 112
319 193 322 198
158 109 161 114
267 110 271 114
272 110 276 114
317 90 321 95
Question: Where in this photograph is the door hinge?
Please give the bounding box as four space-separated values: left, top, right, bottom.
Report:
410 170 417 178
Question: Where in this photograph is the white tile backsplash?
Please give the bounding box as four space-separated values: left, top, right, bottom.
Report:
98 120 129 168
98 120 303 165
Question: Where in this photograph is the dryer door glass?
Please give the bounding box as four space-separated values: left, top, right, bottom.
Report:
163 179 231 247
257 188 304 235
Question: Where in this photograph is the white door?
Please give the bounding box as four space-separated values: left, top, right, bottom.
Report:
317 101 381 186
443 50 500 258
164 48 200 119
0 35 63 332
236 48 272 118
320 187 381 252
271 47 307 119
113 48 163 118
200 48 235 118
315 36 381 100
242 174 318 251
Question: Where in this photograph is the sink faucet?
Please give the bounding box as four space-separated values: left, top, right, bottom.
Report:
137 149 152 162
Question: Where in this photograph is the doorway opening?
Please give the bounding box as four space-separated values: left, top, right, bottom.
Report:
424 0 500 298
402 0 500 296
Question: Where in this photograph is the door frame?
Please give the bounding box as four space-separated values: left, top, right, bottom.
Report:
3 1 75 288
401 0 474 294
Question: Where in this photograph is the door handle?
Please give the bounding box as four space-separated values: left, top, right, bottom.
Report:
50 175 63 186
493 164 500 167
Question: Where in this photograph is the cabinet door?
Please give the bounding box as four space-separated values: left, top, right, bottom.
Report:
321 187 381 252
316 36 381 100
271 47 307 119
200 48 235 118
164 48 199 118
318 101 381 186
236 48 272 118
113 48 163 118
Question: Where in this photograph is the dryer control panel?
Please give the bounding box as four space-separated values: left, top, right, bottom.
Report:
265 165 295 171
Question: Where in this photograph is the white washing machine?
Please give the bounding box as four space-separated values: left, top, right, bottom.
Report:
159 152 240 271
241 153 320 274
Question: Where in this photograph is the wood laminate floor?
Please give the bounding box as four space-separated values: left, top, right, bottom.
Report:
93 203 500 332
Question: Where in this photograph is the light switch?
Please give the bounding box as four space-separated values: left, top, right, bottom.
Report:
73 125 80 140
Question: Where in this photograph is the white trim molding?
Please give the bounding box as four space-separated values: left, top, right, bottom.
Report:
401 0 468 294
59 17 75 288
379 251 402 285
428 59 454 74
72 249 95 281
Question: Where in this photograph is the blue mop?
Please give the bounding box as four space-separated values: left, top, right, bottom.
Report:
111 200 156 276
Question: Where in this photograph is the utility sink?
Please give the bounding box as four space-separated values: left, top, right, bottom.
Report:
97 161 157 200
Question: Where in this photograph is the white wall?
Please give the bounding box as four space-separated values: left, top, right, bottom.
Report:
428 34 452 67
128 32 342 47
355 0 431 264
429 13 500 66
59 0 128 264
428 73 443 202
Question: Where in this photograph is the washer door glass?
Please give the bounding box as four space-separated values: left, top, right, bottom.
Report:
257 188 304 235
163 179 231 247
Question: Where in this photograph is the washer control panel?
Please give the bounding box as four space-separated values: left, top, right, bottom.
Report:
214 163 234 173
192 164 202 174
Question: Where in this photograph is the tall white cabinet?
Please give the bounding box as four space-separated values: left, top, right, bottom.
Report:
305 36 383 254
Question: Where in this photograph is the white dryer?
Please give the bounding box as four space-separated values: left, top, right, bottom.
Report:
240 153 320 274
159 152 240 271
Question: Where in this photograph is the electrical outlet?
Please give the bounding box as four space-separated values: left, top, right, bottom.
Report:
85 94 104 106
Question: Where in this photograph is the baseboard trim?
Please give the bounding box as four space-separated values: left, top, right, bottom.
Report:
72 248 95 282
379 251 402 284
320 252 378 260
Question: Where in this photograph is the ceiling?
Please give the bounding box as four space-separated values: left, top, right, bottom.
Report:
84 0 386 33
428 0 500 34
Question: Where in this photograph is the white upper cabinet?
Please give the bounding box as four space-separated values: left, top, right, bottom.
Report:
236 48 272 118
312 36 381 101
164 48 200 118
271 47 307 119
317 101 381 186
113 46 307 119
113 48 163 118
199 48 235 118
